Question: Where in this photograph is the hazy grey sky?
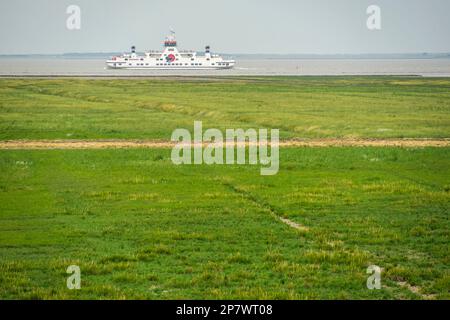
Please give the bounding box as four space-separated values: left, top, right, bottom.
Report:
0 0 449 54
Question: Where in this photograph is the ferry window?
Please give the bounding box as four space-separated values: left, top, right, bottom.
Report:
191 58 194 61
212 63 215 65
206 58 210 61
125 58 128 61
185 63 188 65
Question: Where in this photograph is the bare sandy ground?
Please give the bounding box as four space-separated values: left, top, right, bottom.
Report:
0 138 449 149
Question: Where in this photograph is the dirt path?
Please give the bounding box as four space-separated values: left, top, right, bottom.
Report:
0 138 449 149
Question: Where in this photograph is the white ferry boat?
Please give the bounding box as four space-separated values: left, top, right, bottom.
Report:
106 31 235 70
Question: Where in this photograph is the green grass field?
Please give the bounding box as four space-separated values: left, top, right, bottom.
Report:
0 77 449 299
1 77 449 140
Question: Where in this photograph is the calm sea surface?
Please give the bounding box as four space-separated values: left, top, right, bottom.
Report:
0 58 450 76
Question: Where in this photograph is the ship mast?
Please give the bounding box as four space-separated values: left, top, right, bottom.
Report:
164 29 177 47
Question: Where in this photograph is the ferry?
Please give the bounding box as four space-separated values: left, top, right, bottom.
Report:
106 31 235 70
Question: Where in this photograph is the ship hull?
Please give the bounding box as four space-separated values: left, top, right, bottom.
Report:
106 61 235 70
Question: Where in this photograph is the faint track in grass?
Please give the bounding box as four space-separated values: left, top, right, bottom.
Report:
220 180 441 299
0 138 449 149
221 180 438 299
220 180 309 232
394 281 437 300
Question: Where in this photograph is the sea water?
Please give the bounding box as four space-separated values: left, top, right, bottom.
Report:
0 57 449 77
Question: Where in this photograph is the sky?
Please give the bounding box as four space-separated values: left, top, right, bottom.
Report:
0 0 449 54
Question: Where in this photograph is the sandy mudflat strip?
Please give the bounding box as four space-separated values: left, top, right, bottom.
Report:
0 139 449 149
0 140 175 149
282 138 450 148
